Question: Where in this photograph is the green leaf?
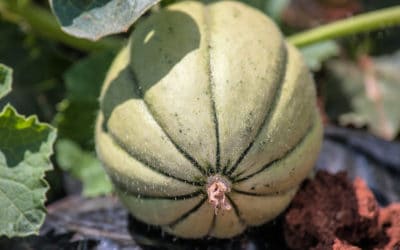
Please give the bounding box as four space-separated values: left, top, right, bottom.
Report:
324 51 400 140
49 0 161 40
0 64 12 99
230 0 289 22
56 139 112 197
54 99 98 148
53 51 114 197
54 50 115 148
300 40 340 71
0 105 56 237
0 21 73 119
264 0 290 22
64 50 115 103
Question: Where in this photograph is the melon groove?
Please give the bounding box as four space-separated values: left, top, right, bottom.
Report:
223 43 288 176
127 67 208 176
168 198 207 227
233 114 318 183
109 131 204 186
203 5 221 173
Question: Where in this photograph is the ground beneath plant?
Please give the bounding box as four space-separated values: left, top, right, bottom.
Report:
1 170 398 250
284 171 400 250
2 125 400 250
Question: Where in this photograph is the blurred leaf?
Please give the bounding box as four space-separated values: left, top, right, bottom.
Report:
54 50 115 198
234 0 266 10
54 50 115 149
232 0 289 22
0 64 12 99
300 40 339 71
56 139 112 197
282 0 362 29
0 104 56 237
324 51 400 140
0 21 71 119
54 100 98 148
0 22 68 87
264 0 290 22
64 50 115 103
49 0 161 40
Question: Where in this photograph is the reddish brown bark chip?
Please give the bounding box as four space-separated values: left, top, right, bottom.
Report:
353 177 378 220
332 238 361 250
350 177 380 240
379 204 400 250
283 171 400 250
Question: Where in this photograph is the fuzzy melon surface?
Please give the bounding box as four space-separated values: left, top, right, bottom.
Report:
95 0 323 239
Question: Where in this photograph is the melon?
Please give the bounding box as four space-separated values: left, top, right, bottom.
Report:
95 0 323 239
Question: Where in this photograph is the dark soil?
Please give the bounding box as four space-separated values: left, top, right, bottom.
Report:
284 171 400 250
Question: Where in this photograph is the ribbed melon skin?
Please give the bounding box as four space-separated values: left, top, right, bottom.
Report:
95 0 323 239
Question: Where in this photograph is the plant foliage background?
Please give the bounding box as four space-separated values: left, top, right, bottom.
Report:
0 0 399 242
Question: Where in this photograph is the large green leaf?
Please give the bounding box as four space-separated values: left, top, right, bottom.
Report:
325 51 400 140
54 50 115 148
56 139 112 197
300 40 339 71
0 21 72 119
263 0 290 21
0 105 56 237
0 64 12 99
54 51 114 197
49 0 161 40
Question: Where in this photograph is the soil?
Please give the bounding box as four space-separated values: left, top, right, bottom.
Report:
3 171 398 250
125 170 400 250
284 171 400 250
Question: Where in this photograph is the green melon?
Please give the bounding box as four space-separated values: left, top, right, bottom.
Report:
95 0 323 239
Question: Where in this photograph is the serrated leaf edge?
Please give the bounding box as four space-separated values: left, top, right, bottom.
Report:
0 104 57 237
0 63 12 99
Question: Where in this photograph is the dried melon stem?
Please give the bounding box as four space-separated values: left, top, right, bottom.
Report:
206 175 232 215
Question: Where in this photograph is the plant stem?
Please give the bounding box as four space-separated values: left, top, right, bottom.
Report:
288 6 400 47
2 2 399 51
0 1 123 52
